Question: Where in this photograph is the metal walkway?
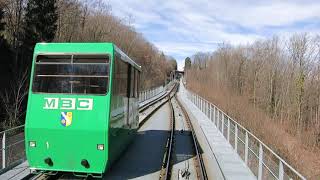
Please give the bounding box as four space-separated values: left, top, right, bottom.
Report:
177 83 256 180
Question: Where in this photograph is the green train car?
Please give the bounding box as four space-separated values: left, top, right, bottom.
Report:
25 43 141 177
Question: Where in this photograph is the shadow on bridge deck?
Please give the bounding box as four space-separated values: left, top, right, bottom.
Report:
104 129 199 180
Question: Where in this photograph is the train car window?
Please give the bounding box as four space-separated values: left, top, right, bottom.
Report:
135 69 139 98
130 66 135 98
36 54 72 63
114 55 128 96
32 54 110 95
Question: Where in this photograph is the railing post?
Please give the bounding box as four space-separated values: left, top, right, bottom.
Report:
205 101 207 115
202 99 205 113
222 114 224 135
192 94 194 103
203 100 205 114
245 132 249 165
207 102 209 117
227 118 230 142
201 98 203 112
192 94 196 105
217 111 220 130
200 97 202 110
235 124 238 151
201 98 204 112
258 143 263 180
207 102 210 116
2 132 6 169
279 160 284 180
205 101 207 116
209 105 212 121
196 95 198 107
213 106 216 124
203 100 205 113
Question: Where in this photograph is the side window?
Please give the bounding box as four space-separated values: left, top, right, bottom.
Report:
130 66 135 98
112 56 119 97
113 54 128 96
122 62 129 96
135 69 139 98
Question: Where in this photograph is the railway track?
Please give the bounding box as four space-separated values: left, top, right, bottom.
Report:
160 92 207 180
176 95 207 180
159 95 175 180
139 82 178 128
24 172 94 180
139 83 176 113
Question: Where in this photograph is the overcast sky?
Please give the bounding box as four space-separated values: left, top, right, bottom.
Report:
107 0 320 70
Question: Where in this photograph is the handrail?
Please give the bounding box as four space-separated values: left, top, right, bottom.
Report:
186 89 306 180
0 125 25 170
0 125 24 135
139 81 173 103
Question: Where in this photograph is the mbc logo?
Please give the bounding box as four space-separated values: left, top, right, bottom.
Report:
43 98 93 110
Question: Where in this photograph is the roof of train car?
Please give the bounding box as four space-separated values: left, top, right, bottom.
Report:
34 43 142 71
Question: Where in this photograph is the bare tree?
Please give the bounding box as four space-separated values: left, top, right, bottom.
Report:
0 69 28 129
186 33 320 178
2 0 25 68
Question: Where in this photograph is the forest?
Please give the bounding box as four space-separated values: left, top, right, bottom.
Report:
0 0 177 130
185 34 320 178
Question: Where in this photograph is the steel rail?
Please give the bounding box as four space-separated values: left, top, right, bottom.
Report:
159 95 175 180
139 87 172 113
139 83 178 128
23 172 62 180
175 94 208 180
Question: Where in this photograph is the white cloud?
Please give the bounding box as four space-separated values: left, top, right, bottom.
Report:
107 0 320 71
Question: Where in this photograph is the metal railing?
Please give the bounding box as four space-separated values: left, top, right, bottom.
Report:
0 125 26 173
186 90 306 180
139 86 164 102
139 81 174 103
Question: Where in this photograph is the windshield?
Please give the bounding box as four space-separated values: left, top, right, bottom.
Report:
32 54 110 95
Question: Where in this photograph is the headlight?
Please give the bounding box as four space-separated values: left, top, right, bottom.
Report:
29 141 36 147
97 144 104 151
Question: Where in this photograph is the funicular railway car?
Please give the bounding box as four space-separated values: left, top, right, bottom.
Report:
25 43 141 177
